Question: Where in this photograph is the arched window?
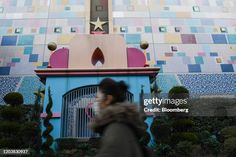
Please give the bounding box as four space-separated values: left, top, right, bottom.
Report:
61 85 133 138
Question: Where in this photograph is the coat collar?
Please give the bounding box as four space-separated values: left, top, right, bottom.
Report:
90 103 146 138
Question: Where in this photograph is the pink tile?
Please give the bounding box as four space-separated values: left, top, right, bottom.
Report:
181 34 197 44
228 60 236 64
7 62 16 67
198 52 206 56
165 52 173 57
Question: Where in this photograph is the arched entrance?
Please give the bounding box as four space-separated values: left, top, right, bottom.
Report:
61 85 133 138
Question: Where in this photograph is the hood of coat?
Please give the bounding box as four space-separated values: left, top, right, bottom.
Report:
90 103 146 138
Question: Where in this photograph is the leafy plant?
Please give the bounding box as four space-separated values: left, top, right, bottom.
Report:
0 106 23 121
221 126 236 139
168 86 189 99
175 141 193 157
155 143 173 157
224 137 236 157
171 132 198 145
151 118 171 144
3 92 23 106
41 87 56 157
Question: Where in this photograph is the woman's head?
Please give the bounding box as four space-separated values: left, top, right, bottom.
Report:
96 78 128 109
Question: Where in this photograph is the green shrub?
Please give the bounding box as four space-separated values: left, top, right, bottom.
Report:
171 132 198 145
0 121 21 134
168 86 189 99
198 130 211 141
222 126 236 139
200 135 221 156
3 92 23 105
155 143 173 157
175 141 193 157
0 138 21 149
56 138 79 150
20 121 40 138
41 88 55 157
0 106 23 121
224 137 236 157
172 119 194 132
150 118 171 143
56 139 97 157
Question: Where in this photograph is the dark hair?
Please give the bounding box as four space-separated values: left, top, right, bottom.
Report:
98 78 128 104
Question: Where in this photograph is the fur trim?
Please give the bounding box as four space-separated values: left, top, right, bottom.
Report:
90 103 146 138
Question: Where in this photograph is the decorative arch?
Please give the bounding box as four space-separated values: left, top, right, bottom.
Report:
91 47 105 67
127 48 146 67
49 48 69 68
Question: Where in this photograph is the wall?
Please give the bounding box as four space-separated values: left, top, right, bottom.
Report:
43 75 150 139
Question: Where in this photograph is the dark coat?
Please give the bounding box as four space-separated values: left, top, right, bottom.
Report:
90 103 146 157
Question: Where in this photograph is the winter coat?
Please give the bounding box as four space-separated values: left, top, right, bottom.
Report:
90 103 146 157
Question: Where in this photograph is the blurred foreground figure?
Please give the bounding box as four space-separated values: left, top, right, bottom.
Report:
90 78 145 157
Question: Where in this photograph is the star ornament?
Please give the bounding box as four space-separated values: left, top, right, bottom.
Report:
90 17 107 31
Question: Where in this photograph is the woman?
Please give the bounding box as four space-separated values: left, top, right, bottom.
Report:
90 78 146 157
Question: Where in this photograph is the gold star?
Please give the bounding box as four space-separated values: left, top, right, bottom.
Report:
90 17 107 31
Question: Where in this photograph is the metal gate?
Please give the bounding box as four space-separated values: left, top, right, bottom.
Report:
61 85 133 138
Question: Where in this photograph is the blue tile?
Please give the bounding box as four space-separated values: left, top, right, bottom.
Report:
210 52 218 57
221 64 234 72
29 54 38 62
39 27 47 34
177 52 186 57
231 56 236 60
144 26 152 33
24 47 33 54
194 56 204 64
18 35 34 45
146 53 150 61
11 58 20 63
227 34 236 44
42 62 48 66
1 36 17 46
212 34 227 44
188 64 201 73
125 34 141 44
190 27 198 33
156 60 166 65
0 67 10 75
